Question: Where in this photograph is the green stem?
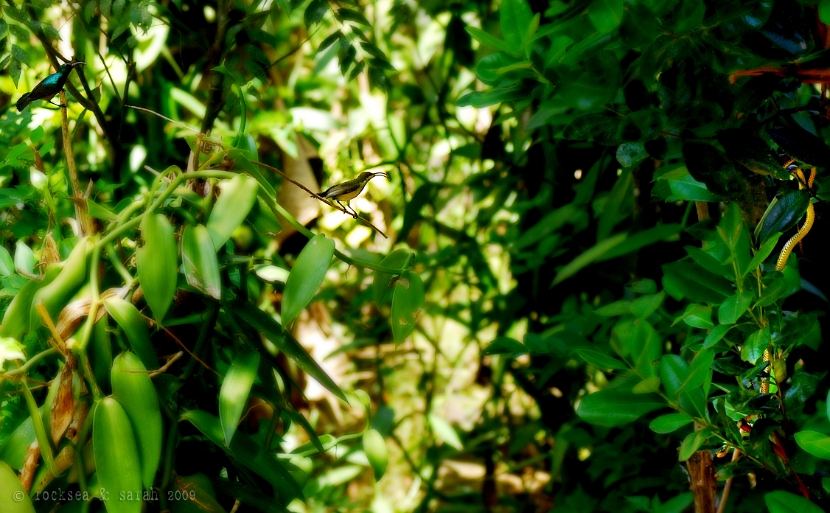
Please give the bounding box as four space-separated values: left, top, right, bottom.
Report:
3 348 58 376
105 243 133 286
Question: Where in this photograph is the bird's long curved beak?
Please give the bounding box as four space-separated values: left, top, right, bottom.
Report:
70 62 86 67
370 172 390 179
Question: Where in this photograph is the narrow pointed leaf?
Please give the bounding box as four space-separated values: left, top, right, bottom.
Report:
181 409 303 501
207 174 259 250
282 234 334 326
182 224 222 299
372 248 410 306
220 350 260 446
391 269 424 344
232 301 346 402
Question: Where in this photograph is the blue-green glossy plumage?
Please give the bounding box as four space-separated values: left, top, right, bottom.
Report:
16 62 84 112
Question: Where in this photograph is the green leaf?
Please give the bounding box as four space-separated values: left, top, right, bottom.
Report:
181 224 221 299
282 234 335 326
577 388 665 427
703 324 732 349
649 413 693 434
718 128 788 178
758 190 811 245
744 233 782 276
232 301 346 402
304 0 328 27
105 297 158 370
456 83 533 108
768 126 830 168
220 350 261 447
588 0 623 33
336 8 370 26
482 337 527 356
680 348 714 393
373 249 410 306
795 431 830 460
630 319 662 378
764 491 825 513
619 4 658 49
465 26 513 54
630 292 665 319
181 410 303 501
391 270 424 344
821 0 830 25
662 262 732 304
427 414 464 450
207 174 259 250
137 214 178 323
673 304 713 329
500 0 534 51
0 461 35 513
616 142 648 167
362 429 388 481
741 326 769 363
661 167 721 201
576 348 628 370
718 291 753 325
670 0 705 35
552 233 627 287
678 428 710 462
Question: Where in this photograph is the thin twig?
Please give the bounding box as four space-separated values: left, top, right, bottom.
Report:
60 90 91 234
250 160 389 238
157 324 219 377
35 302 68 355
149 351 184 378
716 449 741 513
127 104 201 134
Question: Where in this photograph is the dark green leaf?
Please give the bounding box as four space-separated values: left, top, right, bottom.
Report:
764 491 824 513
758 190 811 244
336 8 370 26
768 126 830 167
718 128 788 179
304 0 329 27
649 413 693 434
232 301 347 402
282 234 335 326
576 388 665 427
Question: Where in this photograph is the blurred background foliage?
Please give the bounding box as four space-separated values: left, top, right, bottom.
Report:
2 0 830 512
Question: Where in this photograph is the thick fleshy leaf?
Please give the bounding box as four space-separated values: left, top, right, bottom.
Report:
220 350 260 446
363 429 388 481
232 301 346 402
206 174 259 250
94 398 144 513
105 297 158 370
181 224 222 299
282 234 334 327
391 269 424 344
112 352 162 490
137 213 177 323
0 461 35 513
181 410 302 501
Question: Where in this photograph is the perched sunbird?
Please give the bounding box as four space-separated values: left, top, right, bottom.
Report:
16 61 85 112
319 171 389 218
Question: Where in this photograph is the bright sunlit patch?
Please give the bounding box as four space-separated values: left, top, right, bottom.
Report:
617 168 623 176
578 447 592 461
574 169 583 180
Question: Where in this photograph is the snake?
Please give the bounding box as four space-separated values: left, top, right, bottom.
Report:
775 161 816 271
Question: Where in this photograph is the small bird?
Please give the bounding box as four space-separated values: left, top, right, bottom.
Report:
318 171 389 218
16 61 85 112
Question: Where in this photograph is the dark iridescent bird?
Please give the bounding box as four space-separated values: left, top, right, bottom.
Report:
319 171 389 218
16 62 85 112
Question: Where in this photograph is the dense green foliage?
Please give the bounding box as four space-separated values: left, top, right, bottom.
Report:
1 0 830 512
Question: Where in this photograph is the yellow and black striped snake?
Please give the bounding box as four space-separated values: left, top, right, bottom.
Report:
774 160 816 271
